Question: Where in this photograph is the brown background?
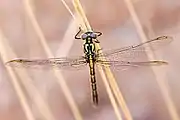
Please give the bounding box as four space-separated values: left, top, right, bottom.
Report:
0 0 180 120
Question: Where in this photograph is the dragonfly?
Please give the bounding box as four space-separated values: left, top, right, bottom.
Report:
6 27 173 106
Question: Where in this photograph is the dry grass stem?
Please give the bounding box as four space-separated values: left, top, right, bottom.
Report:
23 0 83 120
71 0 133 120
123 0 180 120
0 31 35 120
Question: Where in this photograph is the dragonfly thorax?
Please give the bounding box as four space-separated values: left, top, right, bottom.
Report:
83 42 96 62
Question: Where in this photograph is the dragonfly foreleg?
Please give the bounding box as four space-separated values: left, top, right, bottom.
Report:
94 31 102 37
75 27 82 39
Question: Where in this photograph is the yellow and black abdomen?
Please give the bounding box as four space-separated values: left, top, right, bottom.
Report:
84 42 99 105
88 55 98 105
88 56 98 105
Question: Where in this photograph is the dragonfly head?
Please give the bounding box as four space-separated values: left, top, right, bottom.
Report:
81 32 97 40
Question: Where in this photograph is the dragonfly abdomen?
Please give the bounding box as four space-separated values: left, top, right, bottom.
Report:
88 55 98 105
83 39 99 105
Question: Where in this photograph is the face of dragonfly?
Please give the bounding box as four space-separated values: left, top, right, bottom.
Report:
81 32 98 40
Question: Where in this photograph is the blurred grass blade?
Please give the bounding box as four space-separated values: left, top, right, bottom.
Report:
123 0 179 120
72 0 133 120
23 0 83 120
0 31 35 120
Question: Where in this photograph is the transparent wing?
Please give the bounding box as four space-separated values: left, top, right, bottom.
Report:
6 56 88 70
96 60 168 71
97 36 173 62
95 36 172 71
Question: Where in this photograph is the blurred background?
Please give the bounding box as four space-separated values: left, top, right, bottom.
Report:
0 0 180 120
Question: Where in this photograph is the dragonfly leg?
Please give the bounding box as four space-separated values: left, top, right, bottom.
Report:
95 48 103 59
75 27 82 39
94 39 100 43
94 31 102 37
91 27 102 37
97 48 103 53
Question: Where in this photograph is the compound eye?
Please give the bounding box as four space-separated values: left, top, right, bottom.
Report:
90 33 97 39
81 34 87 39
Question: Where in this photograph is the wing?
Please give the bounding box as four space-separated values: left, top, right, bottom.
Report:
96 60 168 71
97 36 173 62
5 56 88 70
95 36 172 71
